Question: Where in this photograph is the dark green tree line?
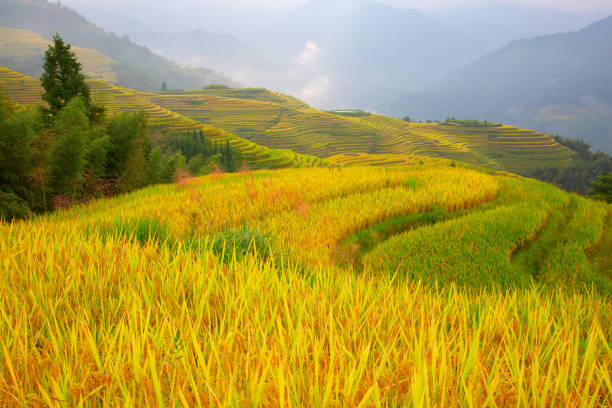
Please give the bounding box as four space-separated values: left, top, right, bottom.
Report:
0 35 151 220
150 130 243 183
591 173 612 203
526 135 612 196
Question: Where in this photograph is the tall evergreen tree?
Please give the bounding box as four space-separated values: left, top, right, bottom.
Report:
40 34 98 119
223 140 235 172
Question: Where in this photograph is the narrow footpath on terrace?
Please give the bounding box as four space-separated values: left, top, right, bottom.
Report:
334 193 504 271
510 198 574 280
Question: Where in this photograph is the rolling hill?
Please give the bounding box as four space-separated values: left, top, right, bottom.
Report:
0 65 575 173
434 4 603 51
0 66 323 169
0 0 238 91
391 15 612 154
147 88 574 172
1 164 610 405
0 26 119 82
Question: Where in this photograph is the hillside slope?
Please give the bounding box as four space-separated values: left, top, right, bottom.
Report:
0 0 238 90
0 165 610 405
148 87 574 172
0 26 119 82
434 4 603 51
0 67 322 169
391 15 612 154
0 66 574 172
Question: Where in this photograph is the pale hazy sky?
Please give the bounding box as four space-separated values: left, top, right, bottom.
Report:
63 0 612 13
61 0 612 40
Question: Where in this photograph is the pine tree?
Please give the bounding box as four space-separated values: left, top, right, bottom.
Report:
40 34 93 119
223 140 235 172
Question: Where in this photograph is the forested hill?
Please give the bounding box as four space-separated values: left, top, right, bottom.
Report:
391 15 612 154
0 0 238 91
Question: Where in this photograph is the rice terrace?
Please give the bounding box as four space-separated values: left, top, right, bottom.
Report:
1 0 612 406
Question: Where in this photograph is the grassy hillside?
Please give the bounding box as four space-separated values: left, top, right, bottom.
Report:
0 64 574 172
0 67 324 169
0 0 238 90
0 26 119 82
1 165 610 405
148 88 574 172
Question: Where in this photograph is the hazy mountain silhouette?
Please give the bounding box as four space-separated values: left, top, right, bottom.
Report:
0 0 238 90
391 15 612 153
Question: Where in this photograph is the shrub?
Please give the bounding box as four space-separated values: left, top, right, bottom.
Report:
0 190 31 220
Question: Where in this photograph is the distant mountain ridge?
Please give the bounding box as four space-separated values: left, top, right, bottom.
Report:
0 0 239 91
434 4 603 51
390 15 612 154
55 0 610 113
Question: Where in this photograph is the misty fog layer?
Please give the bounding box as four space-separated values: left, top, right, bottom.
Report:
62 0 607 110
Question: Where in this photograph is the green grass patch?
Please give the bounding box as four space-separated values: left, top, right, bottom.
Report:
208 228 286 266
362 203 549 290
591 207 612 281
202 84 230 90
326 110 370 118
453 119 502 127
336 206 451 269
405 177 420 190
511 198 573 279
94 217 172 245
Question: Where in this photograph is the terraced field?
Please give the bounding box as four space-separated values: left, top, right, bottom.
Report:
408 121 574 171
147 88 574 172
148 90 379 158
0 67 324 169
0 65 574 172
0 65 44 105
0 26 117 82
1 165 610 406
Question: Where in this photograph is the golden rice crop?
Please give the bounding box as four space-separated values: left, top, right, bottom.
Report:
252 167 498 265
0 165 610 406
